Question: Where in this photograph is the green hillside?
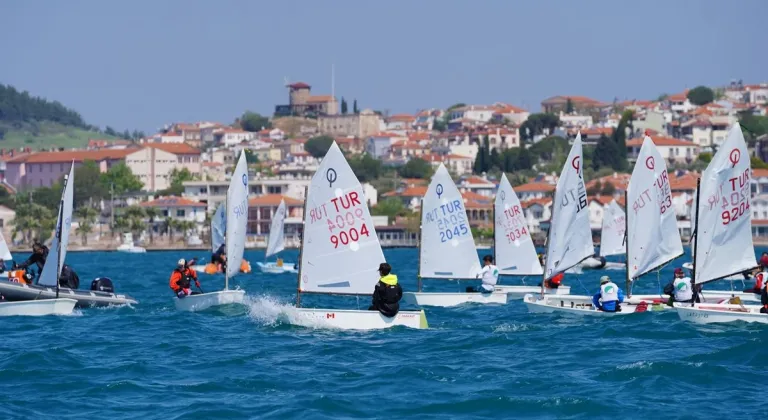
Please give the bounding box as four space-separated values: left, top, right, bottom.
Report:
0 121 119 150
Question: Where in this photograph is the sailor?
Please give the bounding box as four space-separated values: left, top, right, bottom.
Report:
211 244 227 272
17 241 49 272
368 263 402 317
592 275 625 312
169 258 201 298
664 267 694 305
58 264 80 289
761 280 768 314
466 255 498 293
540 272 564 289
744 255 768 294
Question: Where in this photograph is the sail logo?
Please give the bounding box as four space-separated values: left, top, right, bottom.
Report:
571 156 581 176
232 199 247 219
645 156 655 170
729 149 740 167
242 174 247 186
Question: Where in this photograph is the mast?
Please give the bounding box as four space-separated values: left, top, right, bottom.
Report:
295 186 310 307
55 173 68 298
540 187 556 295
624 190 631 298
417 198 423 292
691 178 701 306
492 202 496 268
224 192 229 291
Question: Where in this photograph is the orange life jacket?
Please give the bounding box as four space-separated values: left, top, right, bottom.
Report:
549 273 564 286
169 268 197 291
8 269 28 285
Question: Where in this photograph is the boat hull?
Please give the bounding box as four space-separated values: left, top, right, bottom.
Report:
523 293 665 315
173 290 246 312
116 245 146 253
675 303 768 324
494 285 571 299
256 262 297 274
0 298 77 316
0 280 138 307
401 291 507 307
291 308 428 330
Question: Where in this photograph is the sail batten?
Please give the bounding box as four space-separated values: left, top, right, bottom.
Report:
419 164 481 279
495 174 542 275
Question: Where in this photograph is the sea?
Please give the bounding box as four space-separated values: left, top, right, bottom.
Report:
0 247 766 420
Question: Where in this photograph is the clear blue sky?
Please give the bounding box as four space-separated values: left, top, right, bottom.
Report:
1 0 765 133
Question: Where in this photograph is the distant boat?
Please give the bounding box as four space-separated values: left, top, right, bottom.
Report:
256 199 297 274
116 233 146 253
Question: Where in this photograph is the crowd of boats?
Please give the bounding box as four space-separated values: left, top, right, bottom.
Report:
0 123 764 329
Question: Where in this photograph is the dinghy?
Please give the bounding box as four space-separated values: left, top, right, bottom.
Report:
175 153 248 312
291 142 427 329
402 163 507 307
256 199 297 274
0 163 137 308
675 124 764 323
525 134 600 314
523 294 663 315
0 298 77 316
191 203 252 275
596 200 628 271
491 174 570 299
116 232 146 253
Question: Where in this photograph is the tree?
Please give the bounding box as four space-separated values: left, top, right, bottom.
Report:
244 149 260 164
432 118 446 132
592 134 621 171
122 205 147 239
446 103 466 112
0 83 87 128
161 167 197 196
587 180 603 195
687 86 715 106
239 111 271 132
489 148 502 171
520 113 560 142
601 182 616 196
75 206 98 245
697 152 713 164
516 148 533 170
565 98 574 114
341 97 348 114
353 99 359 114
348 154 382 182
752 156 768 170
529 135 569 163
398 158 433 179
304 135 335 158
105 126 117 136
11 203 55 244
371 197 408 223
100 162 143 195
75 160 107 207
144 207 158 245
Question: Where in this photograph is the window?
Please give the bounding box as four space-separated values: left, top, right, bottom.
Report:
162 210 169 217
177 209 185 217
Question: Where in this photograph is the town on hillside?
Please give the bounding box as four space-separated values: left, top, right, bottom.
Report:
1 80 768 250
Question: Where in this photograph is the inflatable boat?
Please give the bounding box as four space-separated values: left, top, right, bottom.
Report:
0 277 137 308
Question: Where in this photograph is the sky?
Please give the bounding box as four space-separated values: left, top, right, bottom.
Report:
1 0 766 133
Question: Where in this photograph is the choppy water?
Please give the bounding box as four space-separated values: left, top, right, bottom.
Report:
1 248 766 419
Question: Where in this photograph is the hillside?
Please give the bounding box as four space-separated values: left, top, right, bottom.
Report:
0 83 121 150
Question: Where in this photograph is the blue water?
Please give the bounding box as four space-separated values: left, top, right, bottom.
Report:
1 248 766 419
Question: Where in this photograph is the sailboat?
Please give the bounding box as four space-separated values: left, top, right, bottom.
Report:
174 152 248 312
492 173 570 298
0 229 13 278
675 123 767 323
401 163 507 307
0 163 135 308
256 199 297 274
192 203 252 274
524 133 628 314
599 200 626 259
290 142 427 329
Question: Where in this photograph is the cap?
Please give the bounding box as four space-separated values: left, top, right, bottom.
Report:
178 258 186 266
600 275 611 284
674 267 684 275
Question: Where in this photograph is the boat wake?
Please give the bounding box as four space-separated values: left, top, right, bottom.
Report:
245 295 297 326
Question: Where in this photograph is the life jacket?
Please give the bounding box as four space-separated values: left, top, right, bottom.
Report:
479 265 499 291
600 282 619 302
373 274 402 317
276 258 283 267
170 269 195 291
550 273 564 286
240 260 251 273
673 277 693 301
757 271 767 290
8 269 28 285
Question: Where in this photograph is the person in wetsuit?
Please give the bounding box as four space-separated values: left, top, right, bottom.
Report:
17 241 49 272
368 263 402 317
169 259 201 298
211 244 227 272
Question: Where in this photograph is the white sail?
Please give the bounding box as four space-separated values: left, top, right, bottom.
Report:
299 142 385 294
420 164 481 279
265 199 286 258
39 163 75 287
494 174 542 275
211 204 226 253
225 152 249 281
694 123 756 284
599 200 626 257
544 133 594 279
627 136 683 280
0 230 12 261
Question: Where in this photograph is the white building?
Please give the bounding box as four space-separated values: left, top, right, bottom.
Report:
183 177 312 212
448 105 495 123
140 196 207 224
217 129 255 146
626 136 699 164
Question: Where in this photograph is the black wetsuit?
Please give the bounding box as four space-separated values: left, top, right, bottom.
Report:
59 264 80 289
368 281 403 317
18 246 49 272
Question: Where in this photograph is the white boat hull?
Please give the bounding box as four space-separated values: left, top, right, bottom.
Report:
0 298 77 316
494 285 571 299
675 302 768 324
116 245 146 253
291 308 428 330
523 293 666 315
401 291 507 307
174 290 246 312
256 262 297 274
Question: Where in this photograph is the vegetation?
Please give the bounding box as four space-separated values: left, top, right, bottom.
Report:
519 113 560 142
0 83 86 128
75 206 98 245
341 97 348 114
11 203 55 244
160 167 197 196
371 197 408 223
353 99 359 114
687 86 715 106
349 154 382 182
305 135 335 158
239 111 271 132
398 158 433 179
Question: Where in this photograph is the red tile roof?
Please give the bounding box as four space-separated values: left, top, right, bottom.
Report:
626 136 698 148
463 176 494 185
143 143 202 155
520 197 552 208
248 194 303 206
8 149 135 164
141 196 206 208
515 182 555 193
753 169 768 178
382 186 428 198
388 114 415 122
288 82 311 89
